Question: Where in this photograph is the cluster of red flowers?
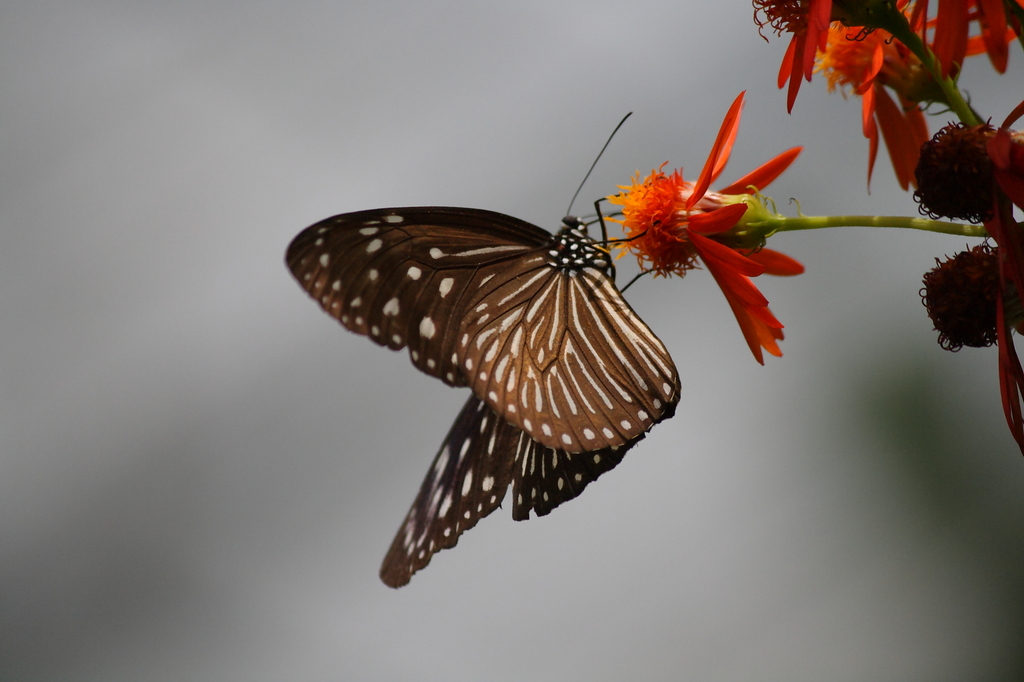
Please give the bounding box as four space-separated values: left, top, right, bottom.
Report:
760 0 1022 189
614 1 1024 452
760 0 1024 452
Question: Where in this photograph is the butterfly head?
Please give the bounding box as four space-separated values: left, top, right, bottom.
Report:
550 216 614 277
561 215 588 234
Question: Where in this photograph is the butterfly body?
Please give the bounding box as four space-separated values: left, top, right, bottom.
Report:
286 207 679 586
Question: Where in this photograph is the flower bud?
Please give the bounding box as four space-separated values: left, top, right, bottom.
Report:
914 123 996 223
921 243 1003 351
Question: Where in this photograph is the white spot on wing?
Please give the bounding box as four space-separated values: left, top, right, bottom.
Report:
407 266 422 279
366 239 382 253
420 317 436 339
430 247 444 259
384 214 403 223
439 278 454 297
359 226 379 235
383 298 400 316
319 254 330 267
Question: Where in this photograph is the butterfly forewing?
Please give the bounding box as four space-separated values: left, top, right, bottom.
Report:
380 394 643 587
454 235 679 452
286 207 551 386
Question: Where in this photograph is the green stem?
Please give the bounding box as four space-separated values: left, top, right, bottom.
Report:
753 214 987 238
878 1 981 126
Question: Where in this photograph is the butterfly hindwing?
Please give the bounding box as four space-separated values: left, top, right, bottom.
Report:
510 432 636 520
379 394 518 588
380 394 646 586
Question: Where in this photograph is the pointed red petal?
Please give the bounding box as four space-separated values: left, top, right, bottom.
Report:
1002 98 1024 129
866 114 879 190
688 93 745 209
785 36 806 113
778 35 797 89
873 86 920 190
855 43 884 96
748 248 805 276
978 0 1010 73
686 203 748 235
995 169 1024 210
718 147 802 195
716 278 785 364
996 297 1024 455
803 0 832 79
933 0 969 77
689 231 765 279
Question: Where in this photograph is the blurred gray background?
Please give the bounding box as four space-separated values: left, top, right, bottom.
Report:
3 2 1023 680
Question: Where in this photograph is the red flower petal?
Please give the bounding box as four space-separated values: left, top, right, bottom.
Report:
720 286 784 365
805 0 833 78
688 93 745 209
718 147 803 195
933 0 969 77
996 296 1024 455
748 248 805 276
1002 98 1024 129
978 0 1010 73
988 129 1024 210
689 231 765 279
873 85 923 190
686 203 749 235
784 35 806 113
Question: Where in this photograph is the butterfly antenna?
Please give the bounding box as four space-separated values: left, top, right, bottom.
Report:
565 112 632 219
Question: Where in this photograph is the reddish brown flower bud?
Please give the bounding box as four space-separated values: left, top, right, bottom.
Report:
921 243 1001 351
914 122 996 223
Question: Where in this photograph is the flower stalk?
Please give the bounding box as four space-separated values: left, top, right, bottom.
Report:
750 212 988 238
877 3 983 126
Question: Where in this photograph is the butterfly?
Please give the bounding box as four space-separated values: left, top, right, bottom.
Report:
286 206 679 587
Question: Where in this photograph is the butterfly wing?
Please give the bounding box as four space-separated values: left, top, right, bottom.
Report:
456 253 680 452
286 207 551 387
287 207 680 451
379 394 516 588
510 430 637 520
380 394 642 587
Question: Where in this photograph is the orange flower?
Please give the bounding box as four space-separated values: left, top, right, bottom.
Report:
607 93 804 364
754 0 835 112
817 23 931 189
